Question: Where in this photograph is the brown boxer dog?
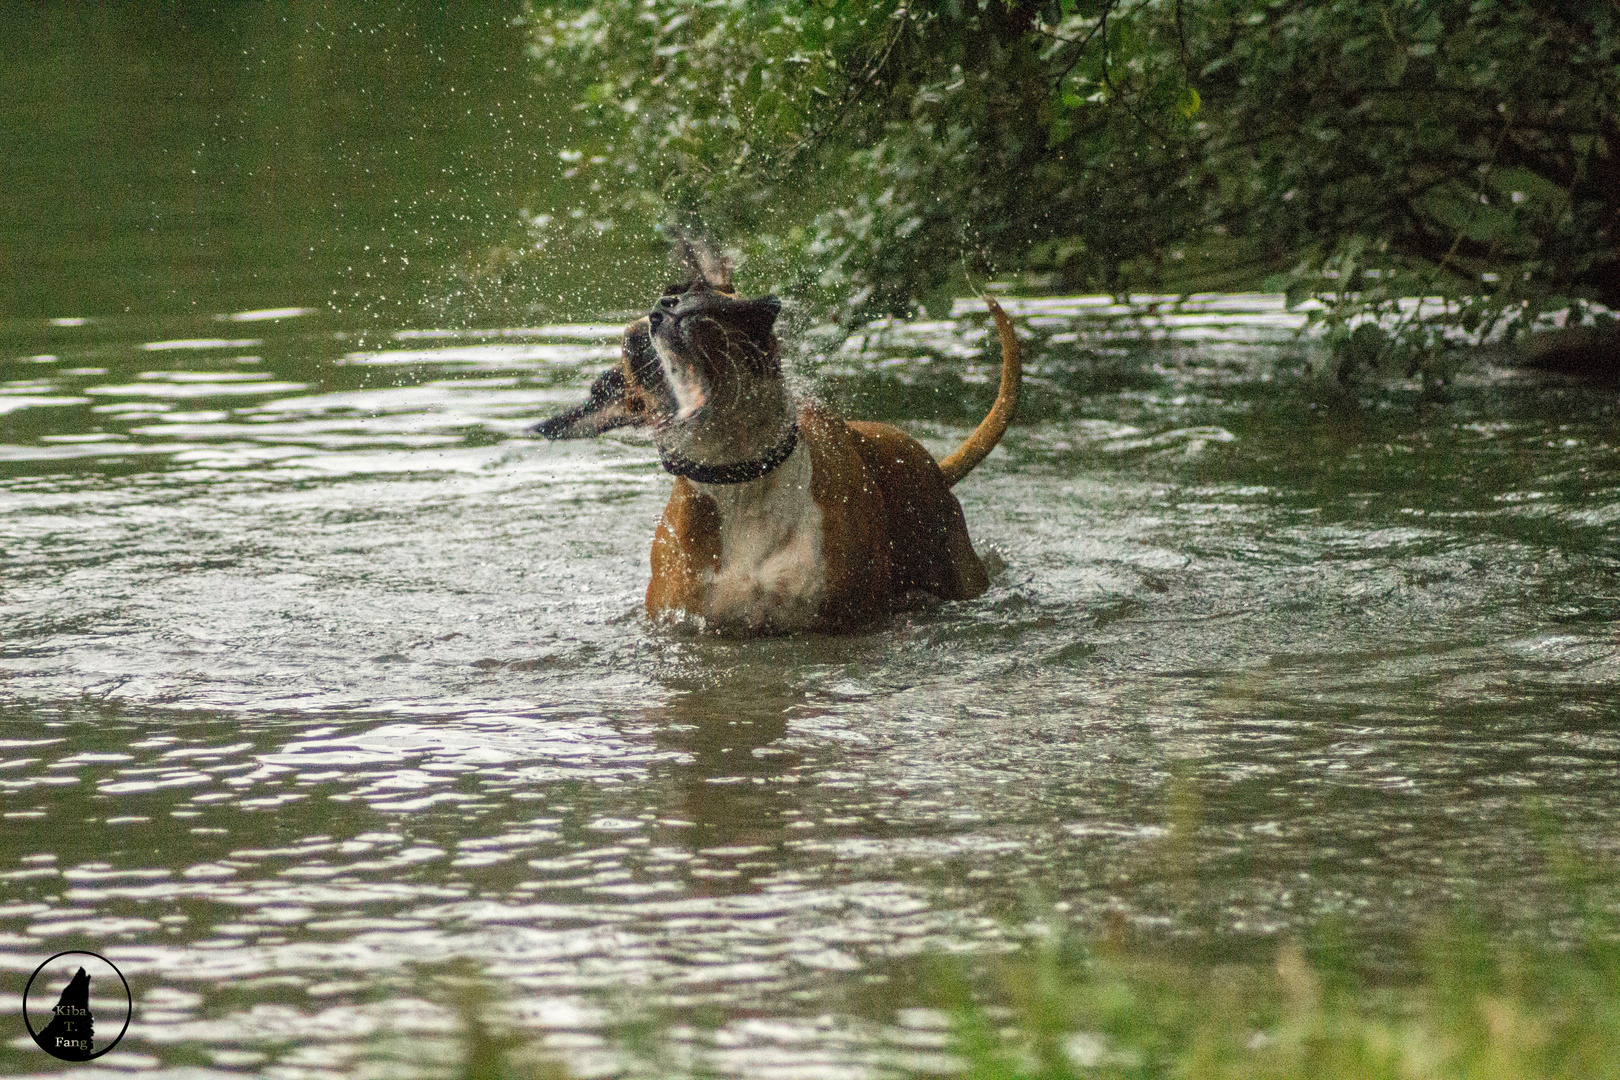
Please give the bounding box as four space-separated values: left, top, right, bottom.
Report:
535 249 1020 633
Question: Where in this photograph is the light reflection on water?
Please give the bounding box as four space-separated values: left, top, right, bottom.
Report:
2 296 1620 1077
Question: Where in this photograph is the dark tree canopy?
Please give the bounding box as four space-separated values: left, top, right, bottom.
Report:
526 0 1619 376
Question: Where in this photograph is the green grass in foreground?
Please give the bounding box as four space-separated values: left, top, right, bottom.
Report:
930 915 1620 1080
441 823 1620 1080
932 820 1620 1080
441 919 1620 1080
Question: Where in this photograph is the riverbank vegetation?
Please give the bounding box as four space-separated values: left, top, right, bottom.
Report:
523 0 1618 384
448 914 1620 1079
929 920 1620 1079
446 817 1620 1079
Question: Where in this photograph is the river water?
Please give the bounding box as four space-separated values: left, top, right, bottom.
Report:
3 6 1619 1078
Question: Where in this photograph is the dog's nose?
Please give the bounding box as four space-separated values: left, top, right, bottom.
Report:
649 295 680 330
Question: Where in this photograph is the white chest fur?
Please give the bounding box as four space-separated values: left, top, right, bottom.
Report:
694 443 827 631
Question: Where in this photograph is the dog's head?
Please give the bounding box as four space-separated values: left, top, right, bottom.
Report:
647 279 782 424
534 236 781 441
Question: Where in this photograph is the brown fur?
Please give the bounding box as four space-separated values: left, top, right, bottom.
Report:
645 477 722 614
938 299 1022 486
534 258 1020 633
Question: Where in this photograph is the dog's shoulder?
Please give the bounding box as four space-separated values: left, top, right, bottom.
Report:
796 403 866 495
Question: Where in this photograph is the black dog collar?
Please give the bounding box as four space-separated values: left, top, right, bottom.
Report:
659 423 799 485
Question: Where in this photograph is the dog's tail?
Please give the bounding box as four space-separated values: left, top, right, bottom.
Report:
938 298 1022 487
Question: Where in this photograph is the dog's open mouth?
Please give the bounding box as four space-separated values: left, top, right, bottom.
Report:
665 368 708 424
649 322 711 424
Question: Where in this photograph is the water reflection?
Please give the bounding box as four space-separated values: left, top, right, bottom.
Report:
653 668 798 862
0 2 570 325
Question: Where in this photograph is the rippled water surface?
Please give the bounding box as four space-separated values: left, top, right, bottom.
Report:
5 6 1620 1077
4 294 1619 1077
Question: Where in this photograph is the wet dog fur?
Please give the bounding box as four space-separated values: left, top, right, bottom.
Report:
535 242 1021 633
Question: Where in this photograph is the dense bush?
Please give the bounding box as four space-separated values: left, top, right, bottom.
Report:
525 1 1619 377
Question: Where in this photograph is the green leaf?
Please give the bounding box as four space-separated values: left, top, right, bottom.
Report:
1176 86 1201 119
921 283 954 318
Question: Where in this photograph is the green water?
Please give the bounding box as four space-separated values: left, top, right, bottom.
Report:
3 6 1620 1078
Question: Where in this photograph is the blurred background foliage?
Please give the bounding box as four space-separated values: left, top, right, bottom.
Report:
523 0 1619 380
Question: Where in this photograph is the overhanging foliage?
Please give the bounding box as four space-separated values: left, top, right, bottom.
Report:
525 0 1619 378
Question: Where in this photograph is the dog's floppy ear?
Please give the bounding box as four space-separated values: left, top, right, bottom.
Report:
534 319 666 439
743 295 781 334
671 230 733 293
532 366 639 440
